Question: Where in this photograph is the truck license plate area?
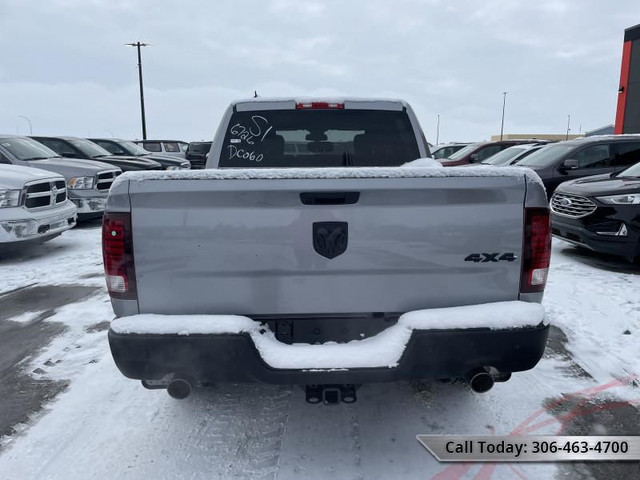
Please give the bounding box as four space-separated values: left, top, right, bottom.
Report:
266 314 399 344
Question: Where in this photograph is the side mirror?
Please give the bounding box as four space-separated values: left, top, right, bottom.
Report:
562 158 579 170
469 153 479 163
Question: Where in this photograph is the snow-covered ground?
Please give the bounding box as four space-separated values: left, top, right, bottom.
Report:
0 224 639 480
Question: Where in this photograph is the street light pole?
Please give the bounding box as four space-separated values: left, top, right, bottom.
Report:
18 115 32 134
126 42 150 140
566 114 571 140
436 114 440 145
500 92 507 141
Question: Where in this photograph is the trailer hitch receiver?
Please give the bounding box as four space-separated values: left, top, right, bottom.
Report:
305 384 358 405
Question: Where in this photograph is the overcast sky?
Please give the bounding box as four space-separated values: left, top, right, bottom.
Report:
0 0 638 143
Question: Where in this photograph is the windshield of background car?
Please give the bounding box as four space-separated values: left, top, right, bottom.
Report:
218 109 420 168
517 143 575 168
0 137 60 160
617 161 640 178
69 138 112 158
431 147 446 159
431 146 454 159
481 146 526 165
120 141 149 155
445 143 482 160
512 146 541 163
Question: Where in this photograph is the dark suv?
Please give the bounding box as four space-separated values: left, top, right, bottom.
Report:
89 138 190 170
185 141 212 169
440 140 541 166
550 161 640 261
516 135 640 197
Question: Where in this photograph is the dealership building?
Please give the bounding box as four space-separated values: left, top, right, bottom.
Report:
615 23 640 134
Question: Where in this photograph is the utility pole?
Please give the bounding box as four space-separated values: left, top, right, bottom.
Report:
566 114 571 140
500 92 507 141
436 114 440 145
126 42 150 140
18 115 32 134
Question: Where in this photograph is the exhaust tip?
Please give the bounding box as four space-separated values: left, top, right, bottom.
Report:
466 368 495 394
167 377 193 400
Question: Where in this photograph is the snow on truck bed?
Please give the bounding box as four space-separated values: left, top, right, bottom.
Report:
110 301 546 370
111 161 545 190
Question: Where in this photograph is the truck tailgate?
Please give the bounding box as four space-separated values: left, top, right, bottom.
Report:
129 175 526 315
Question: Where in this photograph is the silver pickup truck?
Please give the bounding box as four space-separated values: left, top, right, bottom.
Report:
0 135 121 220
1 164 77 245
105 98 551 404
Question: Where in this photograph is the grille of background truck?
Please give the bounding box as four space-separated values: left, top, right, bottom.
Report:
96 170 121 191
24 180 67 210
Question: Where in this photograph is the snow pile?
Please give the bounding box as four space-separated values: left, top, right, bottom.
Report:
111 164 545 190
7 310 47 324
110 301 546 369
111 314 258 336
544 240 640 387
401 158 443 168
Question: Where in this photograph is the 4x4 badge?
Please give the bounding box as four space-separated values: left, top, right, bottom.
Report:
313 222 348 259
464 253 517 263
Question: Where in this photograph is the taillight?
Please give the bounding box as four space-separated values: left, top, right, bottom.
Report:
520 207 551 293
296 102 344 110
102 212 137 300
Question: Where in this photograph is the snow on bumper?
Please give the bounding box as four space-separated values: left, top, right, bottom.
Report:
0 202 77 243
70 196 107 214
110 301 546 370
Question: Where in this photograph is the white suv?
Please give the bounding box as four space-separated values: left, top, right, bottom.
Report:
133 140 188 158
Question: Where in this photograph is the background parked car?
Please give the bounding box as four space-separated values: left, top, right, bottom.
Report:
440 140 543 166
0 135 120 220
430 143 469 160
516 135 640 197
31 136 162 172
133 140 189 158
0 164 76 246
88 138 190 170
550 160 640 261
185 141 212 169
478 143 550 166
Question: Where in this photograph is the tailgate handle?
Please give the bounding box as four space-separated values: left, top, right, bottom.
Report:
300 192 360 205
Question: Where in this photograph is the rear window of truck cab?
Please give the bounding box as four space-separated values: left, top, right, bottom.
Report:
219 109 420 168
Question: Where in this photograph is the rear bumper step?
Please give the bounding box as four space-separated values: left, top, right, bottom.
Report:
108 324 549 385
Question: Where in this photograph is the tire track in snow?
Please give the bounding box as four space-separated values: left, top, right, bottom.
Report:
150 384 294 480
0 359 296 480
275 388 366 480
